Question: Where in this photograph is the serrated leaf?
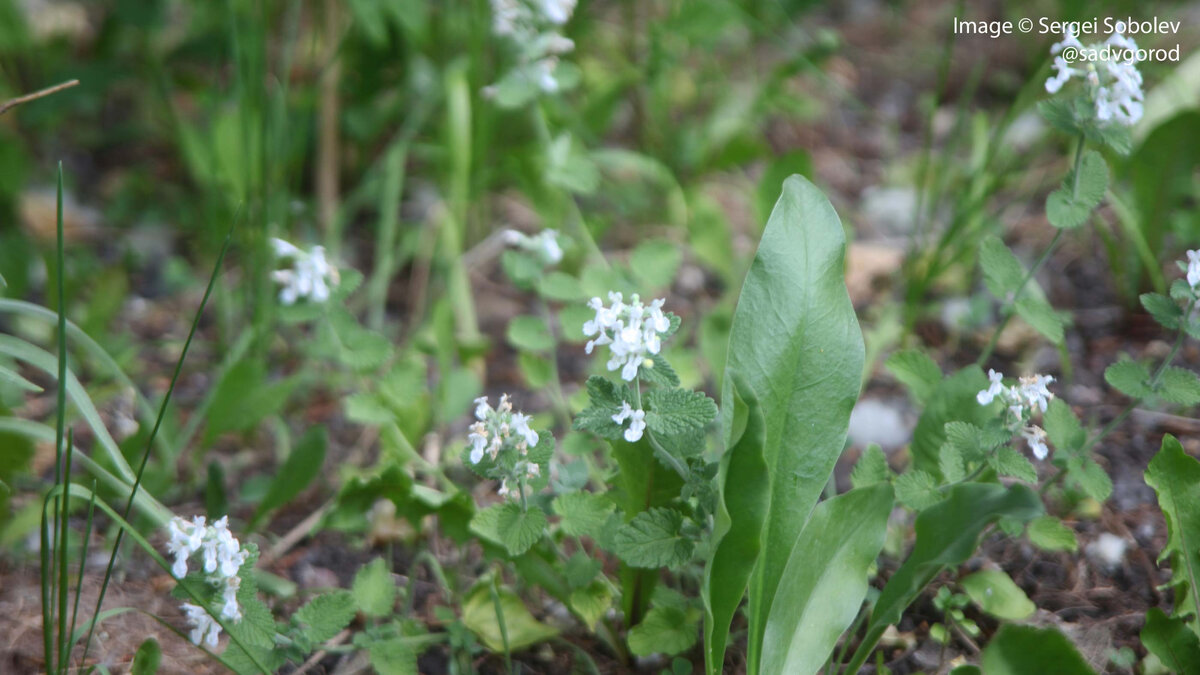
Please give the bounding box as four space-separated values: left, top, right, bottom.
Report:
507 316 555 353
885 350 942 405
1015 296 1064 344
1145 435 1200 628
1141 607 1200 674
989 447 1038 483
910 367 991 479
1067 457 1113 502
895 470 942 510
564 551 602 589
295 591 356 644
1043 399 1085 453
573 376 633 441
612 507 693 569
630 240 683 291
1104 359 1153 399
364 638 418 675
569 581 612 629
628 604 699 657
639 352 681 387
979 236 1027 298
469 503 547 556
352 558 397 618
552 491 615 538
1027 515 1078 552
1158 367 1200 406
939 442 967 483
645 388 718 436
961 569 1035 620
850 445 890 489
1142 292 1183 330
1046 150 1109 230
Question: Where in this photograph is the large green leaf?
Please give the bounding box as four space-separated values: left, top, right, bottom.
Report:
1141 607 1200 672
760 483 893 675
845 483 1044 672
718 175 864 672
702 375 768 675
980 624 1095 674
1145 434 1200 632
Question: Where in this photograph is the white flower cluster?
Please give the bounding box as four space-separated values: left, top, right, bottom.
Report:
166 516 248 647
504 228 563 266
488 0 577 93
1045 26 1144 126
977 370 1056 459
270 238 338 305
612 400 646 442
1186 250 1200 290
583 293 671 381
468 395 542 497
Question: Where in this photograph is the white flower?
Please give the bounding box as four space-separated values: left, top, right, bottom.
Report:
504 229 563 265
976 369 1006 405
510 411 539 447
1186 250 1200 289
474 396 492 420
1018 374 1055 413
540 0 576 24
270 238 338 305
220 577 242 621
583 293 672 381
612 401 646 442
181 602 222 648
497 478 511 497
165 516 247 628
1021 425 1051 460
166 516 205 578
1045 27 1144 126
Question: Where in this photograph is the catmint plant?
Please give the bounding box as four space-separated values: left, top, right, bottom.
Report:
270 238 339 305
486 0 579 104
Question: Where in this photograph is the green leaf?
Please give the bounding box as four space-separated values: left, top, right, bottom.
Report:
1045 150 1108 231
612 507 693 569
469 503 547 556
251 427 326 527
988 447 1038 483
1015 296 1064 344
645 388 718 436
1141 607 1200 673
574 376 634 441
703 374 769 675
628 604 700 657
552 491 615 539
364 638 418 675
639 352 681 387
885 350 942 405
1145 435 1200 629
979 236 1027 298
204 360 295 442
630 240 683 291
718 175 864 673
850 445 891 489
537 271 585 301
760 484 894 675
352 558 397 618
1043 399 1085 453
501 249 542 289
1067 457 1113 502
981 624 1096 674
846 483 1044 672
1142 292 1183 330
507 316 555 353
1027 515 1078 553
131 638 162 675
910 367 990 479
1158 367 1200 406
895 470 942 510
568 580 612 629
939 442 967 483
1105 359 1153 399
295 591 356 644
0 363 42 393
462 583 557 652
960 570 1035 620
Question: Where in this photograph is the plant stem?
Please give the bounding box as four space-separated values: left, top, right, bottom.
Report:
976 228 1065 366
